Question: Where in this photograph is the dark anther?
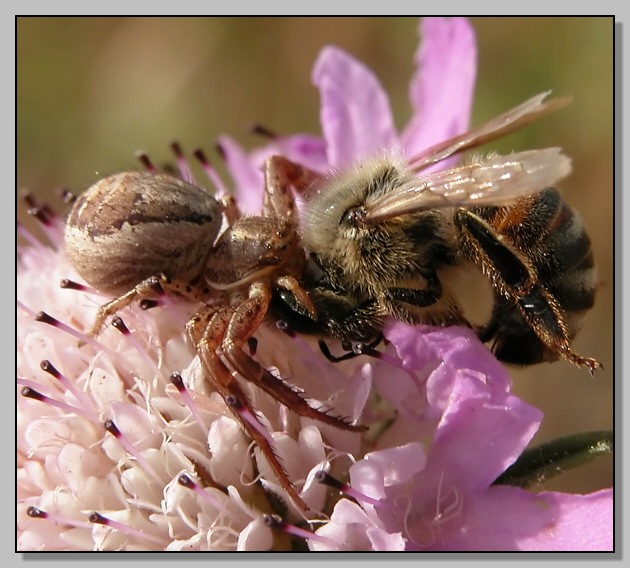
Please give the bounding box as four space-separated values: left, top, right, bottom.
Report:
27 506 46 518
40 359 60 378
103 419 121 437
88 512 108 525
139 299 160 311
262 514 283 528
249 123 278 139
177 473 195 489
170 372 185 391
314 470 344 490
110 316 129 334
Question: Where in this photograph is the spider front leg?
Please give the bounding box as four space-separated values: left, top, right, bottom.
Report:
222 282 366 432
189 301 310 512
262 155 322 220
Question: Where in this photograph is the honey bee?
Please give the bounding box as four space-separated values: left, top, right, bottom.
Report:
273 92 602 372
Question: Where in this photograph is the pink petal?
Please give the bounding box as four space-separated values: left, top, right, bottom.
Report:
420 486 613 551
515 489 614 551
219 133 328 216
349 460 387 501
401 17 477 159
216 135 265 215
312 46 398 168
428 374 543 492
385 323 512 397
366 527 406 551
312 499 380 550
363 442 427 486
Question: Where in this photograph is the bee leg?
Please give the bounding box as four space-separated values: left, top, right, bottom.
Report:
318 333 385 363
455 209 602 372
272 284 384 342
383 273 469 326
189 302 310 512
385 280 441 309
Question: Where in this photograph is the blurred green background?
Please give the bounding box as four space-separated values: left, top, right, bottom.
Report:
17 17 613 494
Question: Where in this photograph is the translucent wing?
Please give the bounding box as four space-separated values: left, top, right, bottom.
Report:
363 148 572 224
407 91 571 173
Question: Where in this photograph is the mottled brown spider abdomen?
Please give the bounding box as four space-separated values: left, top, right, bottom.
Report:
64 171 223 295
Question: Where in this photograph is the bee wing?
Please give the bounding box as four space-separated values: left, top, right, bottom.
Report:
407 91 571 173
364 148 572 223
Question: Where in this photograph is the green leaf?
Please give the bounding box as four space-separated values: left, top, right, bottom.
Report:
493 430 613 488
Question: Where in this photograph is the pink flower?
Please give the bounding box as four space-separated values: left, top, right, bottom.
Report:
17 214 370 550
311 324 612 551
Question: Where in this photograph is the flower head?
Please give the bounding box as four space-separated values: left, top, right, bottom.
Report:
17 17 612 551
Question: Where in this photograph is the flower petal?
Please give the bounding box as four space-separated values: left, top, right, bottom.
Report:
417 485 613 551
237 517 273 551
401 17 477 159
216 135 265 215
219 133 328 216
428 373 542 492
515 489 614 551
312 46 398 168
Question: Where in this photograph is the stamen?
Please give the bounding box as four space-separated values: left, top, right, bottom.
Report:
170 141 195 184
21 192 38 209
433 472 463 524
314 470 391 509
170 373 209 437
88 512 166 546
59 278 106 297
17 376 61 398
27 206 51 227
17 221 43 248
40 359 98 416
22 192 58 223
103 419 162 484
249 123 278 139
193 148 230 198
58 187 77 204
111 316 160 376
276 321 331 375
26 206 61 249
224 395 274 446
31 310 119 359
177 473 224 511
27 506 92 530
263 514 337 547
214 142 226 161
139 299 162 311
135 151 156 173
20 386 92 419
142 277 188 326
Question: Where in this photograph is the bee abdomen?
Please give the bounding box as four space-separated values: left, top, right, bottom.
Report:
530 190 596 313
486 188 597 313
